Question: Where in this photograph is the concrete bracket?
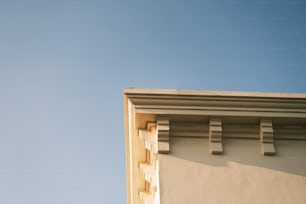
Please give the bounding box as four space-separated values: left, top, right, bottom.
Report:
260 120 276 155
157 117 170 154
209 119 223 154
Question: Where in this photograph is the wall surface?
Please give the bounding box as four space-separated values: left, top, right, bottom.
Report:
159 137 306 204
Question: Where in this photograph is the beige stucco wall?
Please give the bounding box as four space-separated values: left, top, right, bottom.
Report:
159 138 306 204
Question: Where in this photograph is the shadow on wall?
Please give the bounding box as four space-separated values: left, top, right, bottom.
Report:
167 137 306 177
158 138 306 204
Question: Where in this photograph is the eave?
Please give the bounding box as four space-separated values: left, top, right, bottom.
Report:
124 88 306 204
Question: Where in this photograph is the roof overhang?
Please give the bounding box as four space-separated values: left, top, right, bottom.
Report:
124 89 306 204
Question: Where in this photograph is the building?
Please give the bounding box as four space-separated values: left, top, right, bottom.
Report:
124 89 306 204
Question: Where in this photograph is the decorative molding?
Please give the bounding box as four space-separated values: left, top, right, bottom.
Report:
139 123 158 153
209 119 223 154
157 118 170 153
274 125 306 140
170 122 209 138
138 123 159 204
169 122 306 140
126 89 306 119
139 191 155 204
260 120 276 155
125 89 306 203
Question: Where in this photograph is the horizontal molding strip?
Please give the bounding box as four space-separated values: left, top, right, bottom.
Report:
170 136 306 140
125 89 306 99
131 98 306 108
135 105 306 113
135 108 306 118
170 123 306 140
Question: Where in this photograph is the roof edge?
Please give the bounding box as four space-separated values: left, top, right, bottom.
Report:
124 88 306 99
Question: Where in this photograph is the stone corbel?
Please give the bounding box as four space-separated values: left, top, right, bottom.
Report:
139 163 157 187
157 117 170 154
139 191 155 204
260 120 276 155
138 123 158 204
138 123 159 204
209 119 223 154
139 123 158 153
137 118 169 204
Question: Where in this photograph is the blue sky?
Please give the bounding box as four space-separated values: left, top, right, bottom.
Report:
0 0 305 203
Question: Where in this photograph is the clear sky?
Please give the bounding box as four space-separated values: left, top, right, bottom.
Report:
0 0 305 203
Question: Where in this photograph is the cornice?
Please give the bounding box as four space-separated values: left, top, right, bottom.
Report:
124 89 306 204
124 88 306 99
125 89 306 120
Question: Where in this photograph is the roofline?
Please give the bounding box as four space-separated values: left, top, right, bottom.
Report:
124 88 306 99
